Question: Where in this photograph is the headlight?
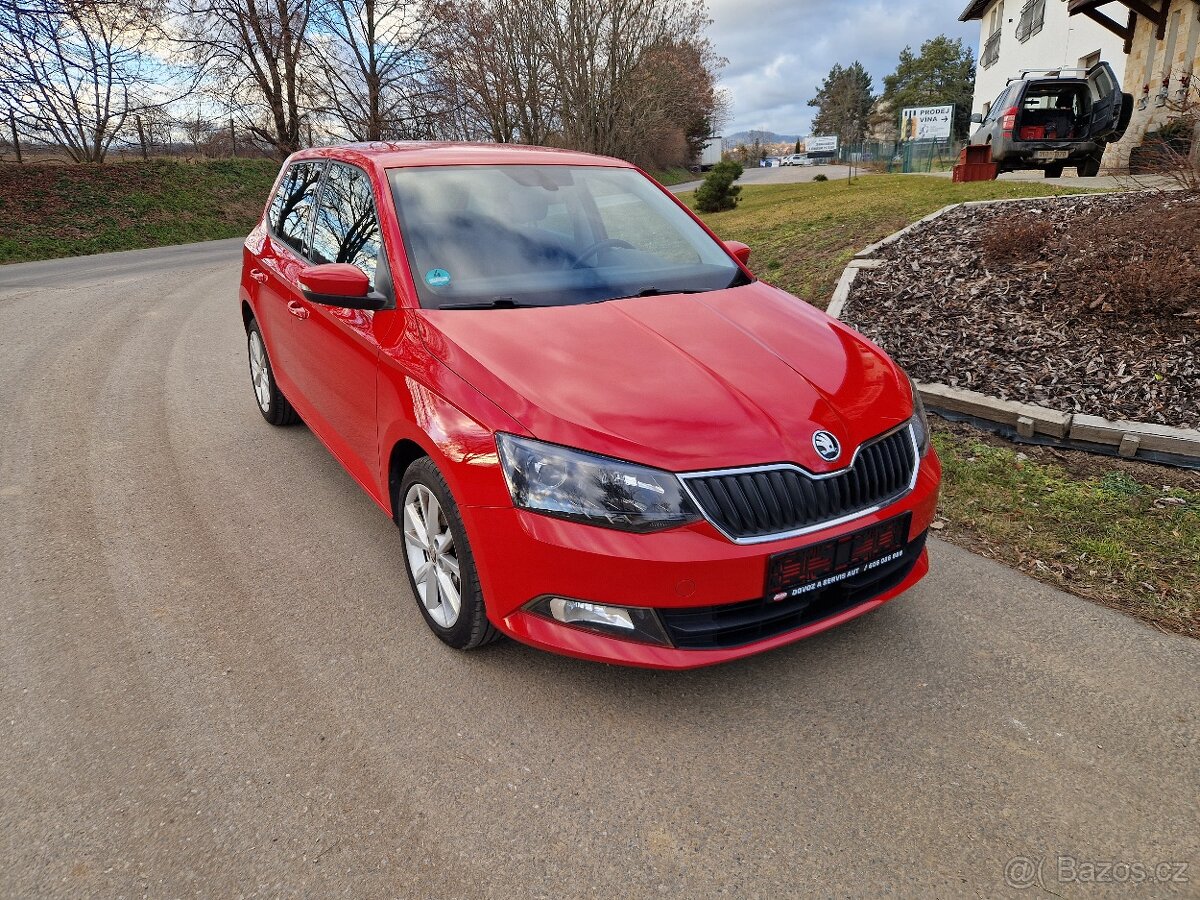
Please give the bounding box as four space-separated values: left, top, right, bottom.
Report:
495 433 702 533
909 377 930 456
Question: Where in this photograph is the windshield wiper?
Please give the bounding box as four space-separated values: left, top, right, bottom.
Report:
592 287 708 304
435 297 541 310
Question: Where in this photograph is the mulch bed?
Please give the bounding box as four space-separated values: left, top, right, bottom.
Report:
841 191 1200 429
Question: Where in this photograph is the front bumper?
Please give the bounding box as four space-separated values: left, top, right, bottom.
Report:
460 450 941 669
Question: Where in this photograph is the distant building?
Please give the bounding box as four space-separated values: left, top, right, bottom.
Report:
960 0 1128 119
1066 0 1200 168
868 99 898 142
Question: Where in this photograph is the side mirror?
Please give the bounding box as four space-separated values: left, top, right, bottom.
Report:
970 112 983 124
298 263 388 310
724 240 751 266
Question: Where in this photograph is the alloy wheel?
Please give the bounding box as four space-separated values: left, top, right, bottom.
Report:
402 483 462 628
248 331 271 412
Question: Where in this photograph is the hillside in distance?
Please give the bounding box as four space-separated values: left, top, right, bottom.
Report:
722 130 802 147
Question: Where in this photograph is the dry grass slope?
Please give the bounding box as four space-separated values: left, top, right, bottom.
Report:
0 159 280 263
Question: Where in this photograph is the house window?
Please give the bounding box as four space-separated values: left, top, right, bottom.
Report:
988 1 1005 35
982 30 1002 69
982 1 1004 69
1016 0 1045 43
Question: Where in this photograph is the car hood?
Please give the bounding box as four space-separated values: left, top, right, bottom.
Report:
418 282 912 473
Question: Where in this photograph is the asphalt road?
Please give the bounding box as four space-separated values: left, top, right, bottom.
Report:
1 242 1197 898
669 164 853 193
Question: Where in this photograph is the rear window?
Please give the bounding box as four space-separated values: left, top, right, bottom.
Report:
269 162 324 256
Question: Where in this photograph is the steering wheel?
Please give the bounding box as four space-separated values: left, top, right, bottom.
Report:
572 238 635 268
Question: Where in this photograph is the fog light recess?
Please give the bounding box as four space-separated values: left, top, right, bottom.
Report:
528 596 671 646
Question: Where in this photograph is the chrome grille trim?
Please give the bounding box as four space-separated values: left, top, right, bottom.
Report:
677 423 920 544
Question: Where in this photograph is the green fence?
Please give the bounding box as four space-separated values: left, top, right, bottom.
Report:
837 139 964 174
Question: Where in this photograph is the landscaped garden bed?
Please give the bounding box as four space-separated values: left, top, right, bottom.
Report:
840 191 1199 429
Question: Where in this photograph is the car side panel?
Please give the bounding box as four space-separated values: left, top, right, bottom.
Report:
375 315 530 516
252 233 317 406
288 303 394 496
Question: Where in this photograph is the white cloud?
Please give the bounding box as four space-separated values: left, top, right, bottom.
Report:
707 0 978 135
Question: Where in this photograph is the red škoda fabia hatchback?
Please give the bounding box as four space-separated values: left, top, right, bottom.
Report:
240 143 941 669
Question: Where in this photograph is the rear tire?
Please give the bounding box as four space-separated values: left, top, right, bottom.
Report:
397 458 500 650
1044 163 1064 179
247 321 299 426
1078 156 1101 177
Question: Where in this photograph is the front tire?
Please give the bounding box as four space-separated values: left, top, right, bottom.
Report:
247 321 299 426
1078 155 1101 177
398 458 499 650
1044 163 1064 179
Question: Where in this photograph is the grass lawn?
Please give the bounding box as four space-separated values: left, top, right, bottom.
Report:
0 159 280 263
694 174 1198 638
647 166 694 187
932 424 1199 637
688 174 1100 307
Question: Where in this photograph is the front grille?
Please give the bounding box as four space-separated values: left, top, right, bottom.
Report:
681 426 917 542
659 533 926 649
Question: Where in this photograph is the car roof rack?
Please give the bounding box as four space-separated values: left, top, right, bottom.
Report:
1008 67 1090 83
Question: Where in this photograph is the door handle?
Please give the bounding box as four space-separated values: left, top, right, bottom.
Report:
287 300 310 320
250 269 268 284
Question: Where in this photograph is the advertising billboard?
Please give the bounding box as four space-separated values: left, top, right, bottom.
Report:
899 105 954 141
806 135 839 155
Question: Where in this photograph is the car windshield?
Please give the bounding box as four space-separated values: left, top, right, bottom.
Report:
387 164 748 309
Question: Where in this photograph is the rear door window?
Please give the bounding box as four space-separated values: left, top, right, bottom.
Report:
1086 62 1123 137
984 86 1011 122
1087 62 1117 101
310 163 384 288
269 162 325 257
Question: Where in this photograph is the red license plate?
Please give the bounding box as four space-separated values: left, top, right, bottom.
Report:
765 514 911 601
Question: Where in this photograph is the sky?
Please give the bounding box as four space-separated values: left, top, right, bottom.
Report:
710 0 979 136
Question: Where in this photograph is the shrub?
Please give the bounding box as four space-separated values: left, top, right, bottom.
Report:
694 160 743 212
980 215 1054 266
976 196 1200 323
813 173 828 182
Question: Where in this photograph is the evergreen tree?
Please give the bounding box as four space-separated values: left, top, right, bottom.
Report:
808 62 874 145
880 36 976 140
694 160 743 212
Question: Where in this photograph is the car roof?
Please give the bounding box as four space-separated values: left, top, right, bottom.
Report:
286 141 633 171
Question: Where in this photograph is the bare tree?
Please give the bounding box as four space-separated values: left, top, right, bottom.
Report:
310 0 440 141
129 104 177 156
178 0 314 157
426 0 720 167
426 0 557 144
177 102 217 154
545 0 719 164
0 0 171 162
616 36 723 168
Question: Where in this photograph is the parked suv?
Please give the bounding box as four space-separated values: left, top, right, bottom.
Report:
970 63 1132 177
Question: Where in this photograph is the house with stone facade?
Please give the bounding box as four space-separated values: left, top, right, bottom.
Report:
960 0 1128 121
1067 0 1200 168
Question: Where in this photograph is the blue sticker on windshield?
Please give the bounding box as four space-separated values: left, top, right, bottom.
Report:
425 268 451 288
